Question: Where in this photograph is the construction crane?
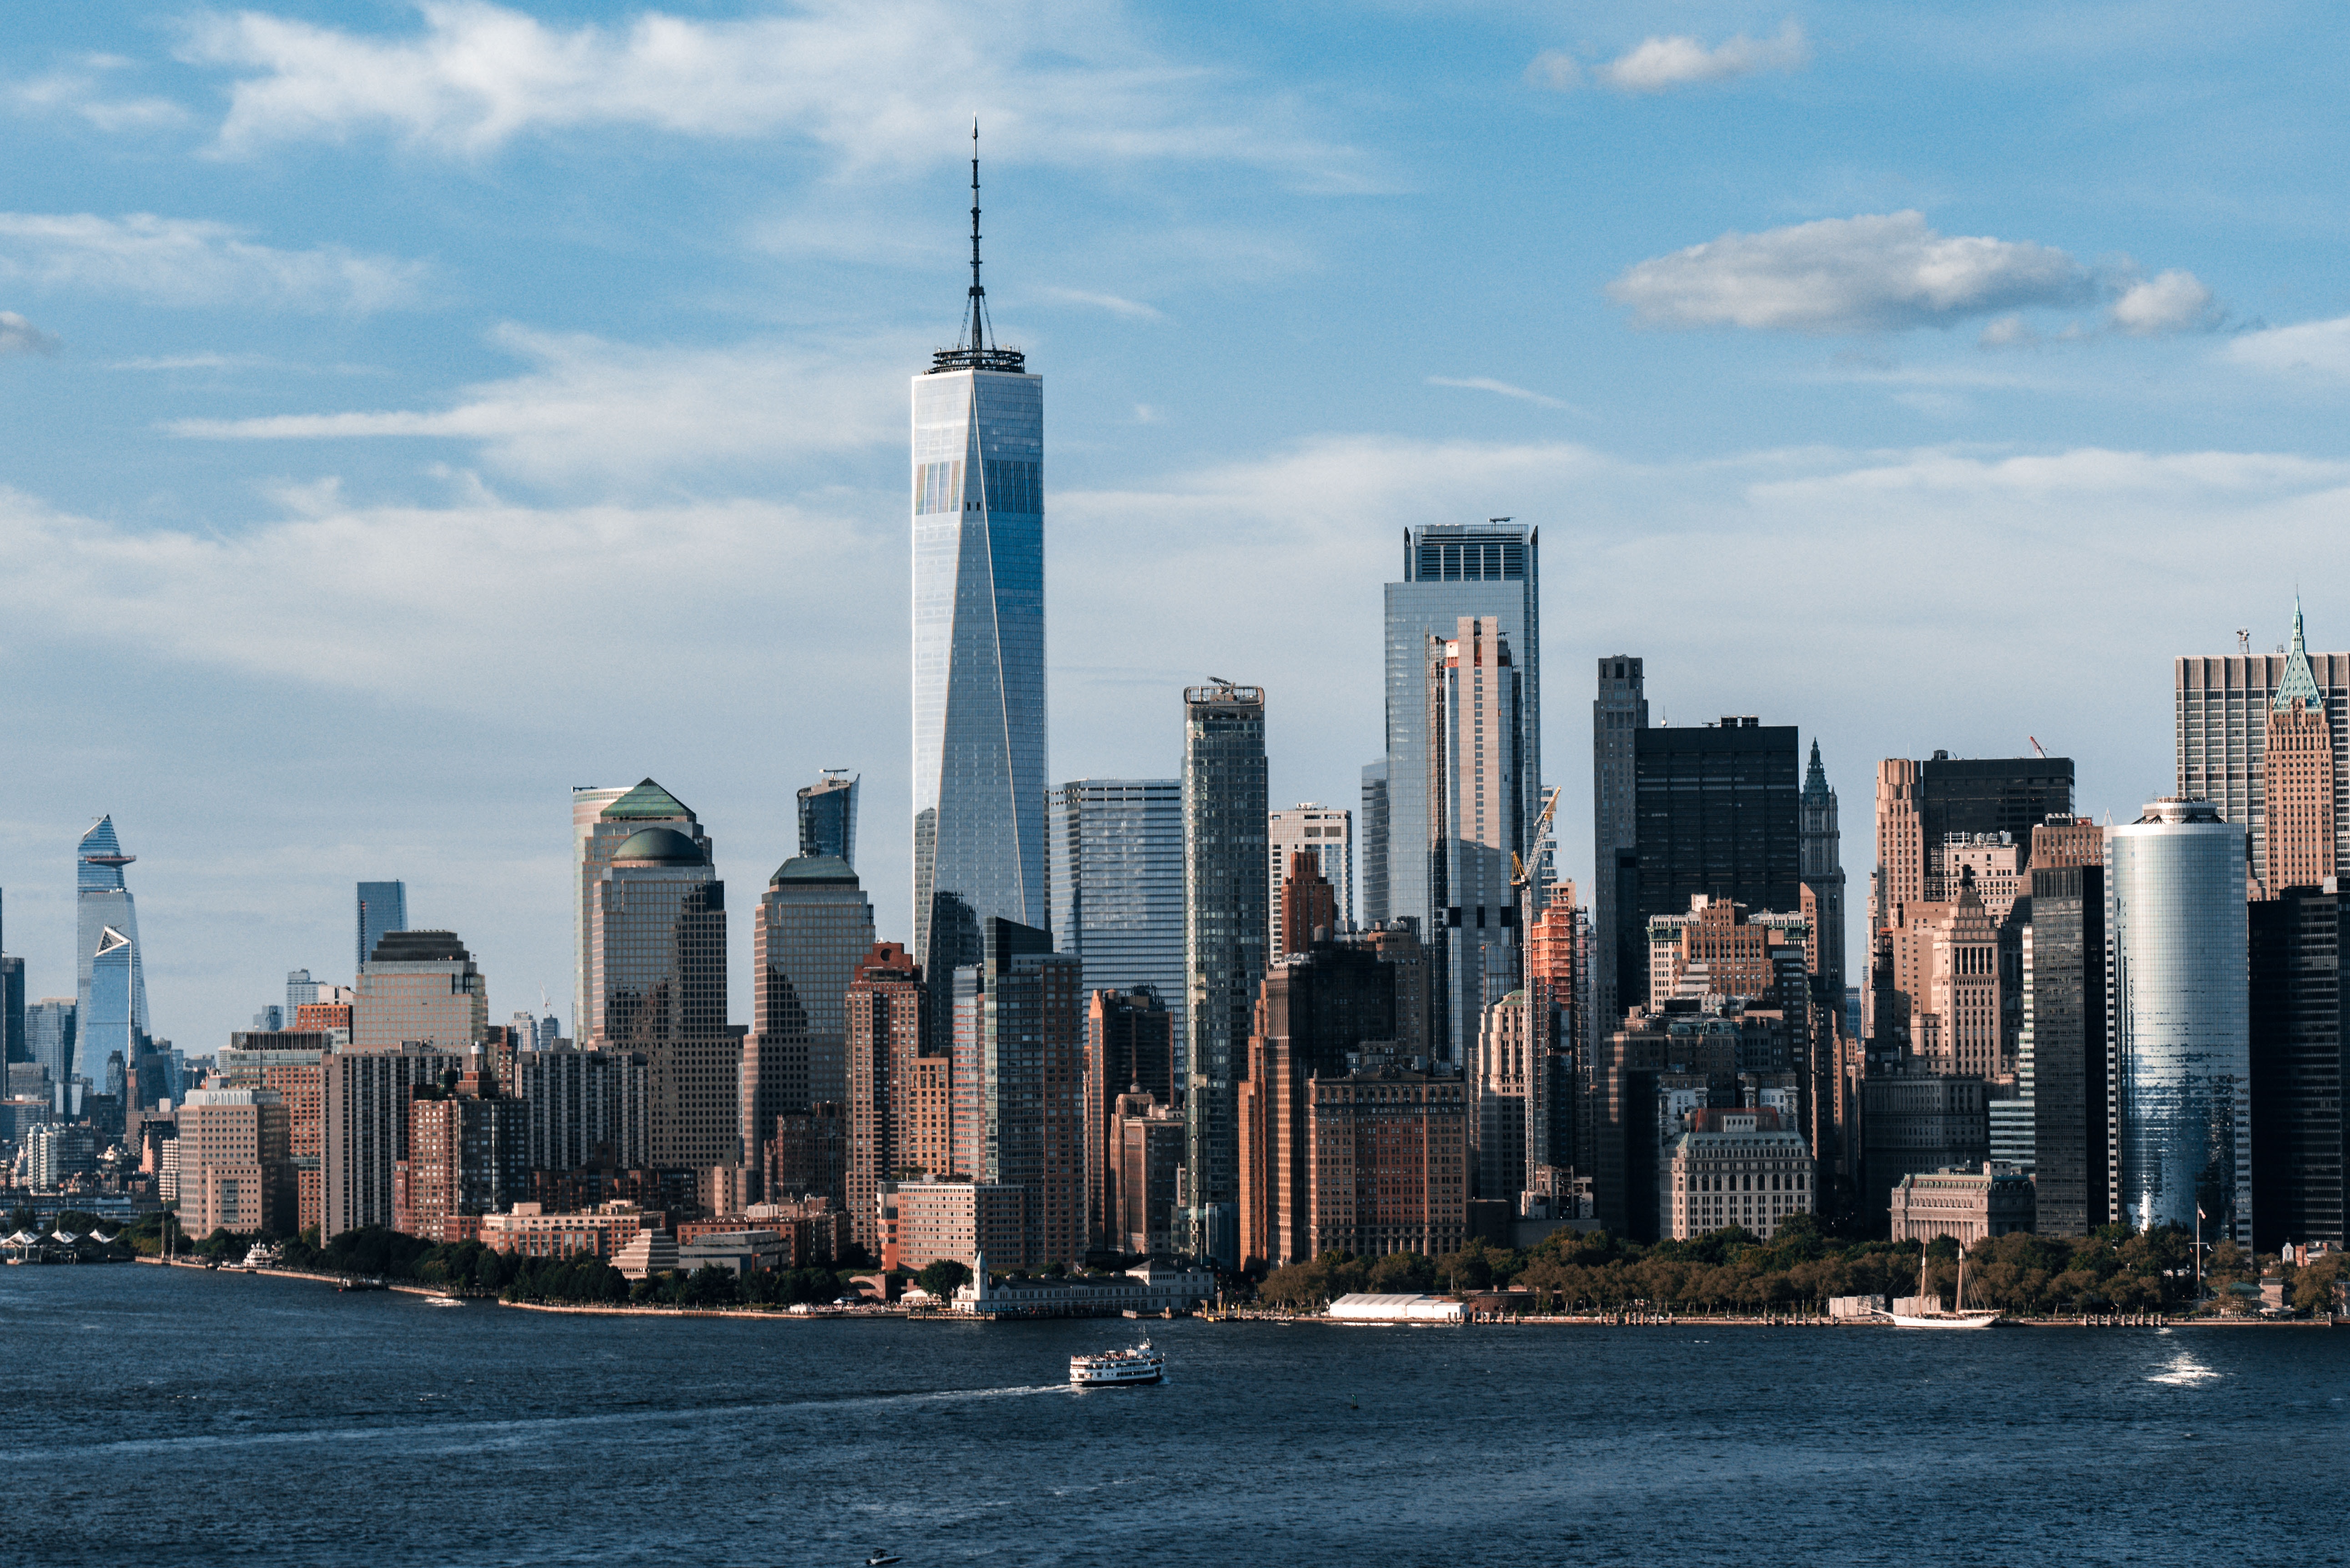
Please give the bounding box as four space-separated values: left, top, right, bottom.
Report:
2028 736 2048 759
1511 785 1563 895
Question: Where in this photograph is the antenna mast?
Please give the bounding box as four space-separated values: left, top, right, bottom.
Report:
929 120 1024 374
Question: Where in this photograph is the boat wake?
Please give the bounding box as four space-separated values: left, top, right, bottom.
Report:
2147 1351 2221 1387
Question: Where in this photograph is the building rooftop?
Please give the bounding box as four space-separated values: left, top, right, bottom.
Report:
613 827 705 865
771 853 858 885
367 930 472 965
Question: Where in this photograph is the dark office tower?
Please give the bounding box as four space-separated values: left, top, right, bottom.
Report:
0 887 13 1064
1621 719 1800 1014
1359 760 1390 927
1382 523 1541 962
1235 940 1397 1268
1591 657 1647 1044
1049 779 1185 1046
954 917 1083 1269
2179 601 2350 894
2249 888 2349 1250
355 881 408 980
1183 680 1268 1267
586 823 732 1171
2029 860 2108 1234
1799 741 1846 996
744 854 874 1191
797 770 859 866
1872 753 2074 934
1428 618 1524 1062
1087 987 1176 1249
911 132 1047 996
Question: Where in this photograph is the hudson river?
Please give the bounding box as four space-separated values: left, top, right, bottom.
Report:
14 1265 2349 1566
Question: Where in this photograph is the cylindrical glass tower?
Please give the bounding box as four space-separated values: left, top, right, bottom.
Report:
2107 798 2251 1245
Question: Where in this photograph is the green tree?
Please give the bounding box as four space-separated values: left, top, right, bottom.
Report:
918 1258 971 1298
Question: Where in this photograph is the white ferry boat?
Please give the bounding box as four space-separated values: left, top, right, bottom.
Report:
1070 1341 1165 1387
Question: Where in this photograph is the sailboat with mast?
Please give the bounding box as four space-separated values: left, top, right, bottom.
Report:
1884 1243 2001 1329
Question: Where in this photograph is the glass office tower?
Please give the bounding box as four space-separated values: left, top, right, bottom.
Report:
911 145 1046 989
797 772 860 866
1183 682 1268 1267
1049 779 1185 1044
1377 524 1540 980
356 880 408 976
75 817 147 1044
2107 798 2252 1246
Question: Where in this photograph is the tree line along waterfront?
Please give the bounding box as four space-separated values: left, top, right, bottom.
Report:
1254 1217 2350 1318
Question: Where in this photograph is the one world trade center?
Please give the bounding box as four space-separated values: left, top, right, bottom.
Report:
911 127 1047 996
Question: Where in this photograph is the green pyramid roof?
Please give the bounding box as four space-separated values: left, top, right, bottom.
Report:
603 777 693 822
2274 598 2322 712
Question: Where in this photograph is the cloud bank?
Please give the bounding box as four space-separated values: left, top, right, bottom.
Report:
0 310 59 355
0 211 422 312
183 0 1359 183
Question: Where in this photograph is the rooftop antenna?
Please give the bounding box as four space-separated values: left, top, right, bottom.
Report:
929 121 1024 374
964 118 986 351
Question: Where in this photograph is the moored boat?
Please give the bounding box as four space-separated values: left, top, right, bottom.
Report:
1883 1247 2000 1329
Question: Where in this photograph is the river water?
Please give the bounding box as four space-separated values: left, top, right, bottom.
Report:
12 1263 2348 1567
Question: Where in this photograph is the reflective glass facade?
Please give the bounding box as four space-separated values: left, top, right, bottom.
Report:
589 833 732 1170
911 367 1047 983
1183 684 1267 1266
75 816 147 1046
1049 779 1185 1047
744 855 875 1187
2108 801 2252 1244
355 880 408 975
1380 525 1540 957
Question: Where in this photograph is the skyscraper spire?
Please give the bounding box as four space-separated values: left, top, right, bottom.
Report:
2276 594 2321 711
931 121 1024 373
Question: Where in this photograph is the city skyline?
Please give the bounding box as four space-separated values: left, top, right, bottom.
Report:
4 5 2349 1052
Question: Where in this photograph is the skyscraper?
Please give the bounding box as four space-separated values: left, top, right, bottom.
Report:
1620 719 1801 1015
2262 600 2334 896
575 779 702 1044
75 817 147 1048
26 999 75 1086
1428 617 1524 1061
1359 761 1390 928
85 925 141 1106
2026 823 2108 1234
743 854 875 1191
1267 804 1353 951
798 770 860 866
1591 656 1647 1045
353 931 488 1052
955 917 1085 1269
1871 752 2075 935
355 881 408 980
1048 779 1185 1045
1379 523 1541 963
1087 987 1176 1250
912 132 1047 995
844 940 927 1254
586 819 733 1171
1277 851 1338 958
1799 741 1846 997
2108 798 2251 1245
2248 885 2348 1249
2178 604 2350 893
1183 680 1268 1265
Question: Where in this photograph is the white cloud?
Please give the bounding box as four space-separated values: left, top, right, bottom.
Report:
1524 50 1582 91
1426 375 1573 410
166 325 903 487
2111 269 2214 336
1609 211 2094 333
1037 287 1162 320
2229 314 2350 378
6 56 191 131
183 0 1361 185
0 311 59 356
1601 21 1809 93
0 212 422 312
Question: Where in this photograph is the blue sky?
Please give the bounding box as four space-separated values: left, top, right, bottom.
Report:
4 1 2349 1054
